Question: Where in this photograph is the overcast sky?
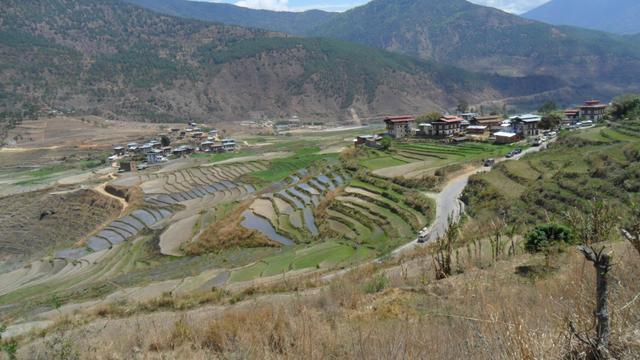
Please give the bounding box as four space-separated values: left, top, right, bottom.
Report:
207 0 551 13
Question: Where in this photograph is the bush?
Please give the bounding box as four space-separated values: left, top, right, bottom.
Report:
362 273 389 294
525 224 574 254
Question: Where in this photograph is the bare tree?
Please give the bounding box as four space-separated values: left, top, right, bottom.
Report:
577 245 613 357
567 200 618 358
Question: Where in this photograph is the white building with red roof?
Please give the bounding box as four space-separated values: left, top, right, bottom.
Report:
384 115 415 139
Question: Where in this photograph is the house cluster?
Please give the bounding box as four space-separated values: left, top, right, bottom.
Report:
368 112 543 145
563 99 608 126
110 122 237 172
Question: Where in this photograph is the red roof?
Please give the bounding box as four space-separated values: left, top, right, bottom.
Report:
384 115 415 123
581 100 607 109
565 109 579 115
438 115 463 123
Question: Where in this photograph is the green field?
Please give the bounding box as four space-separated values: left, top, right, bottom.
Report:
463 124 640 229
229 241 374 282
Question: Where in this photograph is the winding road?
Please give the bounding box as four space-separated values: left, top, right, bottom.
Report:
393 140 552 255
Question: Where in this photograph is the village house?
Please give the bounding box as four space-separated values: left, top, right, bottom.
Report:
564 109 580 125
384 115 415 139
200 141 215 152
354 134 383 148
510 114 542 137
113 146 125 156
466 125 490 140
494 131 519 144
579 100 608 122
147 149 163 164
471 115 504 133
422 115 463 137
222 139 237 151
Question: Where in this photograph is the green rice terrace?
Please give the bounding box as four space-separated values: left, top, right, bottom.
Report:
0 131 528 322
463 122 640 228
361 141 518 178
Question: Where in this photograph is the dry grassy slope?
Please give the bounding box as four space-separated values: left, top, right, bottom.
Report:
17 241 640 359
0 188 121 270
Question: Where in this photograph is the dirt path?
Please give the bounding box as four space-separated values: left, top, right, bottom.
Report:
94 182 128 215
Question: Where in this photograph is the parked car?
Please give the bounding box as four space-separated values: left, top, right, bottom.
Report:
484 158 495 167
514 148 522 154
505 152 514 158
418 233 429 243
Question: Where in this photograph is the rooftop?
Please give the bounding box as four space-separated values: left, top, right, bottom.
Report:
437 115 463 123
494 131 517 138
384 115 415 123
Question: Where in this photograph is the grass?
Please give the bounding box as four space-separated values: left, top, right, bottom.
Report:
228 242 374 283
463 123 640 230
360 156 408 170
251 147 338 182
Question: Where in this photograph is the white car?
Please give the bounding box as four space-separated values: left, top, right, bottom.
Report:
107 155 118 161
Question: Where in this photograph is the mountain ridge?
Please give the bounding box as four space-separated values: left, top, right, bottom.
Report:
523 0 640 35
124 0 640 99
310 0 640 94
123 0 334 35
0 0 565 123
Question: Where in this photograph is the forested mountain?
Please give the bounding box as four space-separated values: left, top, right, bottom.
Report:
123 0 333 35
523 0 640 35
126 0 640 99
310 0 640 94
0 0 565 123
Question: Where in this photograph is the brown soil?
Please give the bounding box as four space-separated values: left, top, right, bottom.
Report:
0 188 121 268
186 201 276 255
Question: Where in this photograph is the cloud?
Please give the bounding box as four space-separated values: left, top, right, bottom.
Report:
234 0 290 11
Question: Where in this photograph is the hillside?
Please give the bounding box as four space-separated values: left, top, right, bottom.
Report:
0 0 565 123
123 0 333 35
311 0 640 94
523 0 640 35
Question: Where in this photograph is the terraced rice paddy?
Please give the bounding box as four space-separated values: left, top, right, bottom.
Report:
228 241 374 282
370 142 513 177
241 172 347 244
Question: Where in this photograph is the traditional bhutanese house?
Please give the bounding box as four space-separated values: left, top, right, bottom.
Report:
384 115 415 139
113 146 125 156
428 115 462 137
147 149 163 164
191 131 204 139
510 114 541 137
161 147 173 156
200 141 214 152
494 131 519 144
466 125 488 135
140 143 153 154
222 139 236 151
564 109 580 122
471 115 504 133
355 135 383 148
579 100 608 122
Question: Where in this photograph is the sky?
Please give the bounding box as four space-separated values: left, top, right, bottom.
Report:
206 0 551 13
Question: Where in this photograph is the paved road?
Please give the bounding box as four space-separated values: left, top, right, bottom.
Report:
393 139 553 255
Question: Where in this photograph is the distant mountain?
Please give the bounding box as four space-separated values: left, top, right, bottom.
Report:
0 0 564 123
311 0 640 94
123 0 333 35
523 0 640 35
